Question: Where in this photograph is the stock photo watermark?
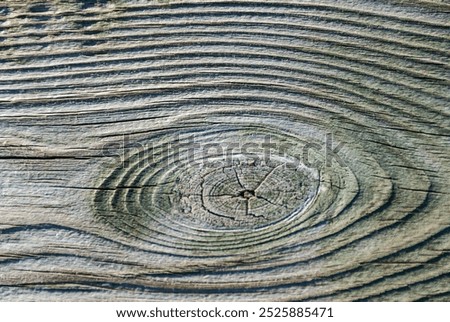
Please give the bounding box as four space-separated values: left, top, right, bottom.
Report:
102 133 345 169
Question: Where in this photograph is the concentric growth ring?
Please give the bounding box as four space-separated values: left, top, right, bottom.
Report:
94 117 396 259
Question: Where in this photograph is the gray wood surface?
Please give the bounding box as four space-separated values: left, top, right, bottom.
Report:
0 0 449 301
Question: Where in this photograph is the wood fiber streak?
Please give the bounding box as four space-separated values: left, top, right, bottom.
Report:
0 0 449 301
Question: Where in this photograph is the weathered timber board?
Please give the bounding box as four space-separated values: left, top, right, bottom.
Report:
0 0 449 301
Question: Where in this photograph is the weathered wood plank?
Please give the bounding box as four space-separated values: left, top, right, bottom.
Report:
0 0 449 301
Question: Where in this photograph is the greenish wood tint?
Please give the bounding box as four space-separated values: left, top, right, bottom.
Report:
0 0 449 301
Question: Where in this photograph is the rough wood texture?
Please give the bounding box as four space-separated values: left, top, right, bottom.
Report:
0 0 449 301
